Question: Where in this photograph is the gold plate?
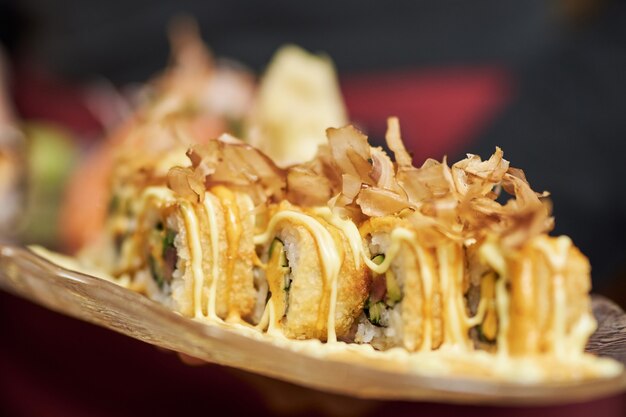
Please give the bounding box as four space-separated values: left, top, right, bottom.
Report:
0 244 625 405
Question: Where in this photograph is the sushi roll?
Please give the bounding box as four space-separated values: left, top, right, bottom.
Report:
355 215 480 352
477 234 596 357
95 181 259 323
254 202 369 342
207 185 257 322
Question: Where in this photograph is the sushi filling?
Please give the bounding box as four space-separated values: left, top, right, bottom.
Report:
364 254 402 327
266 238 292 315
147 222 179 290
470 270 498 348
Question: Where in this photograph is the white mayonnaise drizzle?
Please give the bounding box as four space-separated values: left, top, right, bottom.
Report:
178 201 206 320
137 187 219 322
254 210 341 342
202 196 221 321
363 227 485 350
438 244 483 348
312 207 363 268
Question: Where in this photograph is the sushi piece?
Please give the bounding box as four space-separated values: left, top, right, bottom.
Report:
254 202 369 342
355 215 478 352
206 185 257 322
95 182 259 322
125 186 206 317
477 234 596 357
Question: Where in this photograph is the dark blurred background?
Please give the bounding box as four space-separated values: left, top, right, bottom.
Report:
1 1 625 416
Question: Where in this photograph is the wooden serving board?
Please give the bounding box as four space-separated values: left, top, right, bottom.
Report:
586 294 626 364
0 244 625 406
